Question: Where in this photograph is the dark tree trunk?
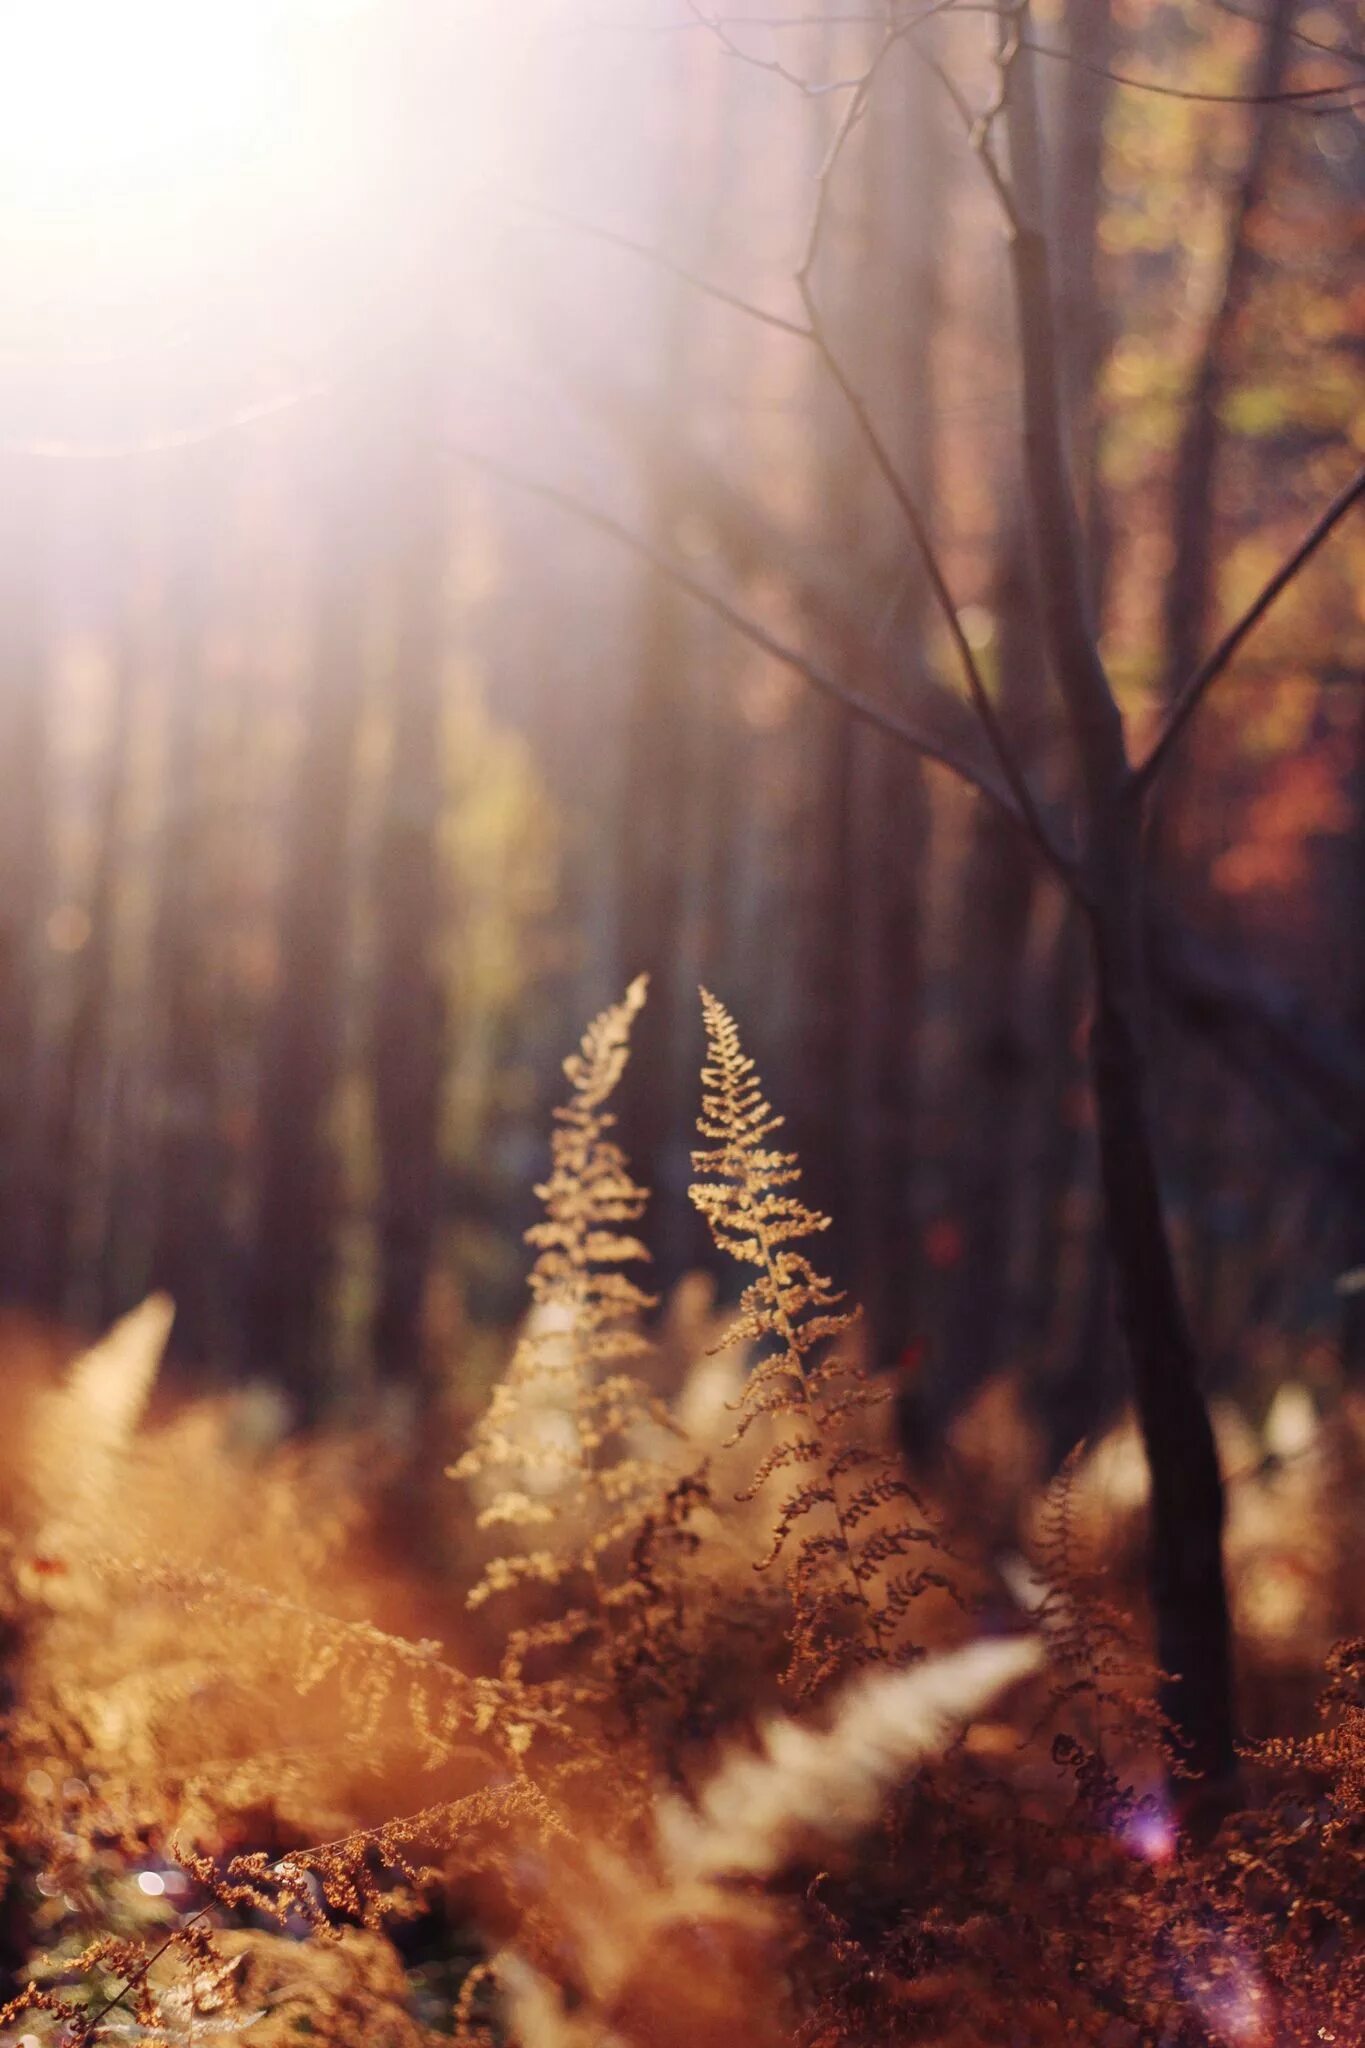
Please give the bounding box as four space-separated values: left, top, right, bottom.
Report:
941 536 1042 1415
1025 0 1121 1454
370 351 450 1407
33 642 133 1317
1088 881 1235 1787
1055 0 1116 597
146 522 223 1365
0 464 49 1303
1147 0 1296 1346
249 477 367 1418
854 722 925 1370
1160 0 1294 717
851 44 936 1369
614 527 693 1261
1345 702 1365 1376
795 695 858 1279
1003 11 1236 1795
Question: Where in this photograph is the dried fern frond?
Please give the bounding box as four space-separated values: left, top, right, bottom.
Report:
480 1640 1039 2048
1022 1445 1169 1795
100 1559 557 1777
658 1635 1043 1884
453 977 706 1723
689 990 950 1696
0 1913 257 2048
204 1776 563 1935
1254 1634 1365 1840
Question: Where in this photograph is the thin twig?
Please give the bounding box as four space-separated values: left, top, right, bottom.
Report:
76 1909 213 2043
948 1 1363 105
448 437 1042 828
683 0 877 93
1136 463 1365 791
511 194 812 340
786 5 1072 879
520 1 1074 880
1021 35 1362 108
1207 0 1365 71
800 326 1072 878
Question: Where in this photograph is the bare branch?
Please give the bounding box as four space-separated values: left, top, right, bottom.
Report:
1208 0 1365 71
511 194 813 340
447 437 1075 854
1158 0 1295 724
783 12 1073 880
513 49 1072 882
1021 34 1363 108
568 364 1075 832
907 41 1020 223
800 322 1073 877
1136 463 1365 792
946 2 1364 107
683 0 878 93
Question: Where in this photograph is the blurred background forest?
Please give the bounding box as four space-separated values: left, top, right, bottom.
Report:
0 0 1362 1449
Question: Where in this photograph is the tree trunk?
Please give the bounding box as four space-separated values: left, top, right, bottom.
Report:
1160 0 1294 717
370 344 450 1411
1088 863 1235 1788
1055 0 1116 598
0 462 49 1303
146 508 224 1367
941 534 1040 1418
249 473 367 1419
613 51 732 1279
33 640 133 1318
1002 10 1236 1795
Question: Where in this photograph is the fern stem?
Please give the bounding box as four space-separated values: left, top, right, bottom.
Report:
743 1160 886 1660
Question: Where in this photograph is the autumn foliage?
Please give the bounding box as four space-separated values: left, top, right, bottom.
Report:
0 981 1362 2048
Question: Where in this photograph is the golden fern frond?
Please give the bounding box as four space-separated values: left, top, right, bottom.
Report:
689 989 949 1697
454 977 705 1717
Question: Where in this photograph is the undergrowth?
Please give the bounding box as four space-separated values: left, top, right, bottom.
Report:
0 982 1361 2048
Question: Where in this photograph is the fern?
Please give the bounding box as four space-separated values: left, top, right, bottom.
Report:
454 976 705 1723
1022 1445 1171 1817
688 990 948 1698
6 985 1365 2048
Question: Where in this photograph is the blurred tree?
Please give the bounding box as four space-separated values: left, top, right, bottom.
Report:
0 462 48 1306
249 455 369 1418
33 633 132 1316
145 482 226 1367
369 342 451 1411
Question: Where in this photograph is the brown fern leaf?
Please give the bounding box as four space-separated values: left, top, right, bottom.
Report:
1254 1634 1365 1841
1023 1445 1169 1804
688 990 945 1698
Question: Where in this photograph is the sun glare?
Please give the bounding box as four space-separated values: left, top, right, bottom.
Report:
0 1 340 197
0 0 529 344
0 0 411 373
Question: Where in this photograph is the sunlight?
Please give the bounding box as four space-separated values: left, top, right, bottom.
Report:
0 0 410 388
0 0 536 378
0 1 355 197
